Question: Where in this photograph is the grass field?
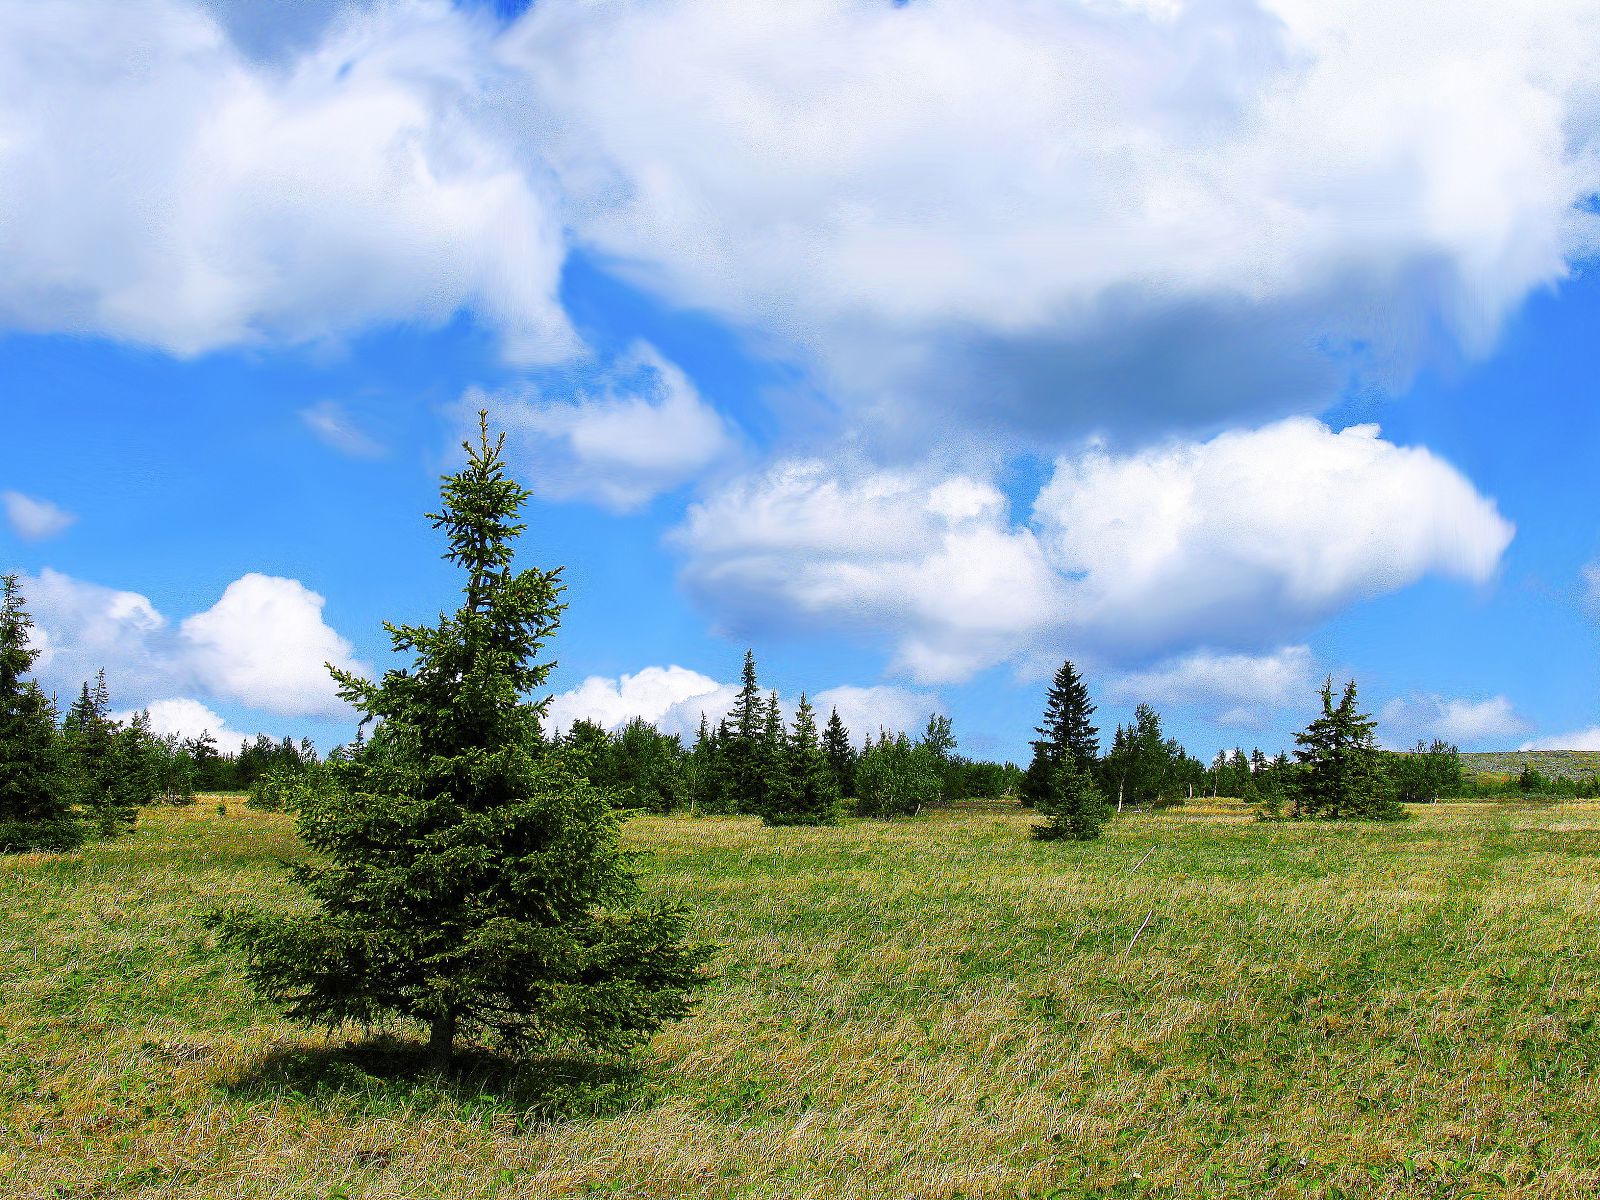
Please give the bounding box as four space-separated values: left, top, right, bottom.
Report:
5 798 1600 1199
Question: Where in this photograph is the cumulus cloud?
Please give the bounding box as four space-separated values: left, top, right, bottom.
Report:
179 574 367 717
479 344 736 512
301 401 386 458
513 0 1600 436
1105 646 1316 728
0 0 574 361
19 568 365 719
545 665 733 740
6 1 1595 440
677 419 1514 682
1381 693 1529 748
113 696 275 749
544 665 938 744
2 491 77 541
1521 727 1600 752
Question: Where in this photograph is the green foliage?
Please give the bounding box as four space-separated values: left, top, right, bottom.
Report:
1099 703 1197 810
1031 758 1112 841
763 693 838 826
62 671 137 837
0 574 82 853
1292 678 1406 822
1021 660 1099 811
1387 739 1464 804
821 707 856 800
854 732 942 819
210 415 710 1066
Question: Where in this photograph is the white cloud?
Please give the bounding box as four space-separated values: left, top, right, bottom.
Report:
113 696 274 749
543 665 937 745
1031 419 1515 657
301 401 386 458
1582 562 1600 615
545 665 731 740
19 568 364 720
512 0 1600 434
180 574 367 717
20 568 169 697
479 343 736 512
676 419 1514 682
1106 646 1316 728
0 0 574 361
1381 693 1529 747
810 684 942 747
3 492 77 541
1521 727 1600 752
6 1 1594 437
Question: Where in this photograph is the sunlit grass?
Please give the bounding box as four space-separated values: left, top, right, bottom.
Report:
4 799 1600 1197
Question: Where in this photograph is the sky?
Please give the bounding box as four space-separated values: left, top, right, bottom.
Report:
4 0 1600 765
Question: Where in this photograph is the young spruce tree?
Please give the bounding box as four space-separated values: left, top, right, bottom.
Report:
63 670 136 835
765 693 838 826
725 650 766 814
0 575 81 852
1292 677 1404 821
1032 758 1112 841
212 416 710 1068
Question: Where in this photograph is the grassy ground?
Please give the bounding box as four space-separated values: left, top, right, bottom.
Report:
5 798 1600 1199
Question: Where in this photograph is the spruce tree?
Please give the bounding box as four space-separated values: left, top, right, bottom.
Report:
822 707 856 801
765 693 837 826
687 714 731 814
1040 661 1098 773
0 575 81 853
725 650 766 813
63 670 136 835
211 416 710 1068
1292 678 1404 821
756 691 791 818
1032 758 1112 841
1022 659 1100 810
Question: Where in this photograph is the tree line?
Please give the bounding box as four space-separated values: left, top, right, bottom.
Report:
0 572 329 852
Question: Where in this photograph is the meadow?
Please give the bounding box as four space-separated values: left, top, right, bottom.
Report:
4 798 1600 1199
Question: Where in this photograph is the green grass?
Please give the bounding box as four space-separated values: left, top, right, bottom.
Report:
5 798 1600 1197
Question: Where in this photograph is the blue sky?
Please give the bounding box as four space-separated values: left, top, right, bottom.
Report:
4 0 1600 764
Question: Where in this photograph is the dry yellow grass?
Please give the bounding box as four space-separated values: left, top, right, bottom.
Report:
4 800 1600 1198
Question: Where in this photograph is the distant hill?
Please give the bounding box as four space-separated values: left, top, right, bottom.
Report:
1460 750 1600 781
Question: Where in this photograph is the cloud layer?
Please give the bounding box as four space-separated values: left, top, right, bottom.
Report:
477 344 736 511
3 1 1597 440
20 568 366 720
1381 693 1529 748
516 0 1600 435
677 419 1514 682
0 0 572 361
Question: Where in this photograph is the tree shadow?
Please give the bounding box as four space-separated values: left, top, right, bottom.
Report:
223 1036 657 1127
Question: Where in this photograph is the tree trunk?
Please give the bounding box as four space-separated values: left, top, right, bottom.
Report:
427 1009 457 1071
1117 779 1124 813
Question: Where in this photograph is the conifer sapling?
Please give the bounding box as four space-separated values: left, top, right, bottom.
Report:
210 415 711 1068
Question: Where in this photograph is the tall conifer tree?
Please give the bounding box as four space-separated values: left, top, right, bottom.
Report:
1022 659 1100 809
725 650 765 813
64 669 135 835
0 575 80 852
765 693 837 826
822 707 856 800
212 416 709 1067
